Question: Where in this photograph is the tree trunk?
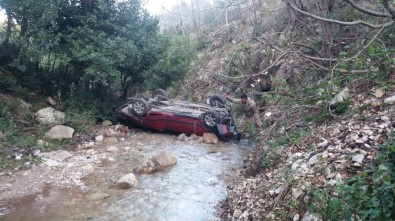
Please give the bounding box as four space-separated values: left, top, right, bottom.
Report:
4 8 12 45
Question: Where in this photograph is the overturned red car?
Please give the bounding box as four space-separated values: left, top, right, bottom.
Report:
117 90 237 141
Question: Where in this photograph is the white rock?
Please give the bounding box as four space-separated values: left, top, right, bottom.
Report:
80 142 95 149
308 155 319 166
153 151 177 167
32 149 40 156
335 173 342 180
108 157 115 162
35 107 65 125
381 116 390 122
115 173 138 189
293 214 300 221
40 150 72 162
352 154 364 164
327 179 337 186
233 209 242 218
353 163 362 167
292 187 304 198
106 146 119 152
45 125 74 139
384 95 395 104
269 190 276 196
330 87 349 107
95 135 104 142
302 211 322 221
15 153 22 160
124 146 131 151
275 186 285 194
37 140 45 147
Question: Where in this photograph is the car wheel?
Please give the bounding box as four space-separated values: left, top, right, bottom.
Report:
209 93 227 108
202 110 220 131
131 98 149 116
152 89 168 101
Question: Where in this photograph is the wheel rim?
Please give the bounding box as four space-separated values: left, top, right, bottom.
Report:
204 114 217 127
133 101 145 114
212 100 222 108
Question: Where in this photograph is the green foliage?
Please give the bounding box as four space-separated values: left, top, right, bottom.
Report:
308 132 395 221
61 92 121 126
0 102 15 133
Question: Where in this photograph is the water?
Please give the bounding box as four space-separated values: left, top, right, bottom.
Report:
0 132 249 221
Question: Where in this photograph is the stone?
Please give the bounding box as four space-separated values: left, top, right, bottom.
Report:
317 139 329 148
103 137 118 144
302 211 322 221
189 134 200 140
47 96 57 106
308 155 319 166
352 154 364 164
269 190 276 196
384 95 395 105
178 133 187 141
80 142 95 149
35 107 65 125
329 87 349 107
0 131 5 140
335 173 342 180
45 125 74 139
153 151 177 167
293 214 300 221
115 173 138 189
373 88 385 98
40 150 72 162
95 135 104 142
31 149 40 156
102 120 113 126
292 187 304 198
381 116 390 122
106 146 119 152
203 133 218 144
275 185 285 194
233 209 242 218
15 153 22 160
37 140 45 148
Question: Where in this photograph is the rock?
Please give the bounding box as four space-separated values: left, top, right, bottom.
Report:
275 185 285 194
330 87 350 107
335 173 342 180
317 139 329 148
178 133 187 141
81 165 94 175
373 88 385 98
381 116 390 122
233 209 242 218
115 173 138 189
95 135 104 142
134 151 177 174
45 125 74 139
86 193 110 201
47 96 57 106
293 214 300 221
269 190 276 196
106 146 119 152
352 154 364 164
384 95 395 104
31 149 40 156
292 187 304 198
15 153 22 160
153 151 177 167
43 159 61 167
80 142 95 149
102 120 113 126
103 137 118 144
302 212 322 221
124 146 131 151
308 155 319 166
37 140 45 148
203 133 218 144
35 107 65 125
189 134 200 140
0 131 5 140
40 150 72 162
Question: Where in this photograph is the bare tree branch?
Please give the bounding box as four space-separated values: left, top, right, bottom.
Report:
282 0 394 29
383 0 395 18
343 0 392 18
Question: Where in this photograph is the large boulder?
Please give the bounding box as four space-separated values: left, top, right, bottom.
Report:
134 151 177 174
45 125 74 139
115 173 138 189
35 107 65 125
203 133 219 144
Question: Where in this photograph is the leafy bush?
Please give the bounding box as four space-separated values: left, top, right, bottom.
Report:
308 132 395 221
0 102 15 134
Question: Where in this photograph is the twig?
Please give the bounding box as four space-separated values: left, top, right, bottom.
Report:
344 0 392 18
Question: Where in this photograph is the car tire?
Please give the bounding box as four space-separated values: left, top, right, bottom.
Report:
131 98 149 116
152 89 168 101
209 93 227 108
202 110 220 131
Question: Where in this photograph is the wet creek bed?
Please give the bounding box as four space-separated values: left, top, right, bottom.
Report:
0 131 251 221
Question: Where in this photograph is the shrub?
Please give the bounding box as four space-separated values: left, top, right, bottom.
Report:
308 132 395 221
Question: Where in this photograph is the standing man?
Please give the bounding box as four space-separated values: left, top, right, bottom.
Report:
224 93 262 137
